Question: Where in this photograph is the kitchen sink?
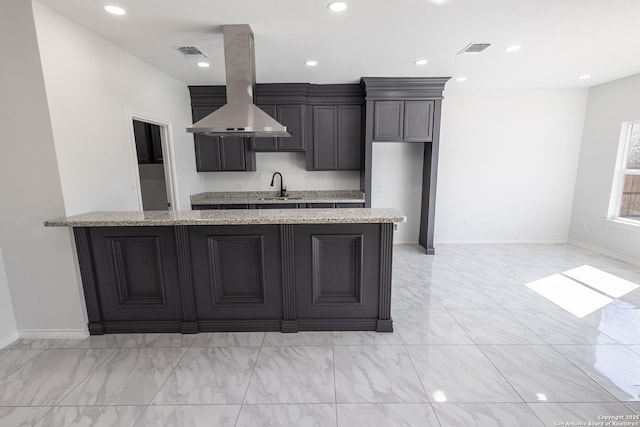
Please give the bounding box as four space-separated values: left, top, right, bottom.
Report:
258 197 303 201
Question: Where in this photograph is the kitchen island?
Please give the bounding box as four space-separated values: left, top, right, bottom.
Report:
46 209 405 335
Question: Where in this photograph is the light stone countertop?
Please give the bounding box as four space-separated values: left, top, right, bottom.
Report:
44 208 406 227
190 190 365 205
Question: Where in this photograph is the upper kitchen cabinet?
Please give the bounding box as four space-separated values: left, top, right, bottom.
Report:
133 120 163 163
251 104 306 152
373 99 434 142
251 84 309 152
306 84 364 171
191 104 256 172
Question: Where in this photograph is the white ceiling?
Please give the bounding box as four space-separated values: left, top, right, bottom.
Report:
37 0 640 88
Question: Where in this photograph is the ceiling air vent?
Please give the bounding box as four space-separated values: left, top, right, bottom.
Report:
175 46 208 58
457 43 491 55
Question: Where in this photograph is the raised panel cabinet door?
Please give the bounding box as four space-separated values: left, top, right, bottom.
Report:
293 223 381 319
133 120 151 163
403 100 434 142
312 106 338 170
373 100 404 141
89 227 182 322
251 104 278 151
277 104 306 151
194 136 222 171
189 225 283 320
220 137 247 171
337 105 362 170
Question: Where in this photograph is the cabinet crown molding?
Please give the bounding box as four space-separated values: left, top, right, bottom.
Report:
360 77 450 100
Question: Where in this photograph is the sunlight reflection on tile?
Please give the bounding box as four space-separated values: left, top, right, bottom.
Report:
564 265 639 298
526 274 612 318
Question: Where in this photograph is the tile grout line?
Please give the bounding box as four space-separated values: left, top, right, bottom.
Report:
132 342 193 426
234 343 262 427
332 337 339 427
403 341 443 427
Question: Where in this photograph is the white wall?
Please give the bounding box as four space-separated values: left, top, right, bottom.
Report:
198 152 360 192
434 88 588 243
0 0 86 334
371 144 424 243
569 73 640 262
32 1 201 213
0 245 18 347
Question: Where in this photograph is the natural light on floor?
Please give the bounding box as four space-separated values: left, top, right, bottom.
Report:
525 265 639 318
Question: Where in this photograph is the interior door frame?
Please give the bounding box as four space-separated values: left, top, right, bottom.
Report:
128 113 178 211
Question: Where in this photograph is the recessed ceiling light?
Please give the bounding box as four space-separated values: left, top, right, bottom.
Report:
305 60 318 67
505 45 521 52
327 1 348 12
456 76 467 82
415 59 428 65
579 74 591 79
103 5 126 15
197 62 210 68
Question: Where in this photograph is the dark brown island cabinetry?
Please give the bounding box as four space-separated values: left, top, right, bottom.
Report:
192 106 256 172
251 104 306 152
71 220 395 335
373 100 434 142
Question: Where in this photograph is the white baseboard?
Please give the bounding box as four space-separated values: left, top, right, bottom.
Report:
17 329 89 340
568 239 640 267
0 331 19 349
432 240 569 245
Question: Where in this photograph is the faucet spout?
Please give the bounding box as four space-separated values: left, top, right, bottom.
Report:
270 172 287 197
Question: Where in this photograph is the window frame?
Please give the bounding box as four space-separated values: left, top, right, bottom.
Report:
608 120 640 226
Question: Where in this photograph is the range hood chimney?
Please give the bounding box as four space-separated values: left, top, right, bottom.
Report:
186 25 291 138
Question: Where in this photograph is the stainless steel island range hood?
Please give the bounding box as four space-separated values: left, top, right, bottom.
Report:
186 25 291 138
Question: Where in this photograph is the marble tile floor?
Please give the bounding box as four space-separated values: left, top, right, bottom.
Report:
1 243 640 426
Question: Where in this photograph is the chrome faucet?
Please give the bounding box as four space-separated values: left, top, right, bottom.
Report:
270 172 287 197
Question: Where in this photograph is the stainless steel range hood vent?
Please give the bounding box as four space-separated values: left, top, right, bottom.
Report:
187 25 291 138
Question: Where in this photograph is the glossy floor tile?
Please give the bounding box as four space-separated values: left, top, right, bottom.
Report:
337 403 439 427
136 405 240 427
152 347 259 404
244 346 334 403
59 348 186 406
34 406 144 427
407 345 522 403
553 344 640 401
481 344 617 402
433 403 543 427
1 244 638 426
236 404 336 427
334 345 427 403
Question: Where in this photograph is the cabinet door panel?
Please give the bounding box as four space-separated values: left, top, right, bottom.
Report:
294 224 380 318
90 227 182 322
190 225 283 320
277 105 305 151
251 104 278 151
404 100 434 142
337 106 362 170
195 137 222 171
220 137 247 171
313 106 338 170
374 100 404 141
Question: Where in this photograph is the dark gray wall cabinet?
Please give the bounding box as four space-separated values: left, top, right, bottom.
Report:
251 104 306 152
310 105 362 171
192 106 256 172
373 100 434 142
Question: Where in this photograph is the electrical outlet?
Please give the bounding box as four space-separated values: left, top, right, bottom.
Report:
464 219 471 228
376 186 383 195
581 221 587 231
393 224 398 231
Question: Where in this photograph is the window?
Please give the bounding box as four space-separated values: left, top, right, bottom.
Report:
610 121 640 223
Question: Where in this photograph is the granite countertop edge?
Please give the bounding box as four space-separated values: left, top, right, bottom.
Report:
45 208 406 227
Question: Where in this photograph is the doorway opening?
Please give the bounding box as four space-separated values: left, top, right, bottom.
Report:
132 118 175 210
